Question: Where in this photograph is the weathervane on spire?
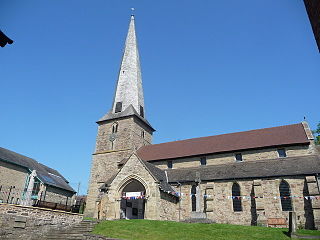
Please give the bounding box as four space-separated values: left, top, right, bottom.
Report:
131 7 135 16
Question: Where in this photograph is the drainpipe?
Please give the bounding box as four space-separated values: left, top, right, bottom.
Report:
164 170 169 183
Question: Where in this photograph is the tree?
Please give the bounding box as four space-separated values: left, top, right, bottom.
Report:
0 30 13 48
313 122 320 145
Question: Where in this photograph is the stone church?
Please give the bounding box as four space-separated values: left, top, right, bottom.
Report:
85 15 320 229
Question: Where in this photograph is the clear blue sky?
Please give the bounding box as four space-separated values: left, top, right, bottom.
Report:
1 0 319 195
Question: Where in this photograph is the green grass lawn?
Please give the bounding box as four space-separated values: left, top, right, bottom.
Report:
91 219 320 240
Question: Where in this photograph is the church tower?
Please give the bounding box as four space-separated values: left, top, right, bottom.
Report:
85 15 155 217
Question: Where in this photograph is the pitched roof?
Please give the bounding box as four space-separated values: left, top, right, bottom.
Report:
103 153 176 196
137 123 309 161
143 161 175 194
166 155 320 182
97 105 155 131
0 147 75 193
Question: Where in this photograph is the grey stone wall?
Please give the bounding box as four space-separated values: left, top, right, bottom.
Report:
153 144 315 169
43 186 74 205
175 177 318 229
0 203 82 239
0 161 29 204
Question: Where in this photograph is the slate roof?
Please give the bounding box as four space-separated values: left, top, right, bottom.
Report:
138 123 309 161
0 147 75 193
143 161 176 194
166 155 320 183
103 154 176 196
97 105 155 131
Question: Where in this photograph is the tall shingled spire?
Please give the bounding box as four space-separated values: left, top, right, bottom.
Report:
98 15 153 130
112 15 144 116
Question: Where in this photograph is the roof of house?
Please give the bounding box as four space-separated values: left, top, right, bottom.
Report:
0 147 75 193
137 123 309 161
166 155 320 182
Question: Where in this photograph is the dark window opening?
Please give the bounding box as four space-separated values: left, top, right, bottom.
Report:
279 180 292 211
112 123 118 133
140 105 144 118
232 182 242 212
235 153 243 162
191 185 197 212
141 130 145 139
277 148 287 158
115 102 122 113
200 157 207 166
167 160 173 169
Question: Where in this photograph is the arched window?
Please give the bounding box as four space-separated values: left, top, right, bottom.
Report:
232 182 242 212
191 185 197 212
279 180 292 211
112 123 118 133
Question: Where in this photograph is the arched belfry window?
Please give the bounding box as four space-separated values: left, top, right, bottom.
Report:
232 182 242 212
191 185 197 212
112 123 118 134
279 180 293 211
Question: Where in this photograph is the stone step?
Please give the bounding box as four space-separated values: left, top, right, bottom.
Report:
41 220 99 240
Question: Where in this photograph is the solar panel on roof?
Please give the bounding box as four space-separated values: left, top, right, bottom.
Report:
39 174 56 185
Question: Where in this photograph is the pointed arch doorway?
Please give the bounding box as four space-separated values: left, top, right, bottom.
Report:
120 179 146 219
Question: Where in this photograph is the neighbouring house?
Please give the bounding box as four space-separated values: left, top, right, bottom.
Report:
85 15 320 229
0 147 76 207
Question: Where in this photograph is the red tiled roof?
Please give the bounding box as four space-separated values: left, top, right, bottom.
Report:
137 123 309 161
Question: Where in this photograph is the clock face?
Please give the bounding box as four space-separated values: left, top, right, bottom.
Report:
109 133 116 142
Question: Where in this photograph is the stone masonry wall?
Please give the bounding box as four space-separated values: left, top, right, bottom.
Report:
100 154 165 220
159 191 179 221
86 150 132 218
0 161 29 204
44 186 74 205
153 144 315 170
175 177 317 228
0 203 83 239
85 116 153 218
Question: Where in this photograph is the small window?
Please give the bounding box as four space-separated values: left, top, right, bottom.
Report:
200 157 207 166
277 148 287 158
232 182 242 212
167 160 173 169
115 102 122 113
141 130 145 139
279 180 292 211
112 123 118 133
191 185 197 212
140 106 144 118
235 153 243 162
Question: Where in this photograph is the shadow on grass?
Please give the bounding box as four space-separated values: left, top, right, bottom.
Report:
282 230 290 238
